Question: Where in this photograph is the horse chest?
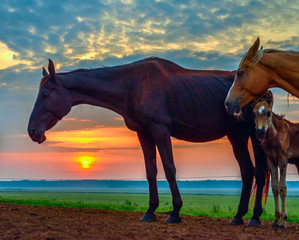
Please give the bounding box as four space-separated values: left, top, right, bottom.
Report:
123 116 144 132
261 138 282 163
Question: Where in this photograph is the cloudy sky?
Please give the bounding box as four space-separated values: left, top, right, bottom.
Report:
0 0 299 180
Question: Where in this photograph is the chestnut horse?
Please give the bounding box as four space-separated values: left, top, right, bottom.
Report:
225 37 299 117
28 58 267 226
253 96 299 230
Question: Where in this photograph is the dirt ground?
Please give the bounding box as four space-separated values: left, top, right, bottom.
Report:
0 202 298 240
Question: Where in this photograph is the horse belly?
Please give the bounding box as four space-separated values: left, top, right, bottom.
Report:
170 120 227 142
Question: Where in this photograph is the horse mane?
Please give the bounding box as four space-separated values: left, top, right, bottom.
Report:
272 112 285 120
39 57 234 89
272 112 285 129
239 48 299 69
238 49 268 68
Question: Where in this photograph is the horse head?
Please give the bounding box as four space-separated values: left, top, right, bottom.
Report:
225 37 272 117
28 60 72 144
252 91 274 141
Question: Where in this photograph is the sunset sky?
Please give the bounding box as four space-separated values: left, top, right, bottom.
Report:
0 0 299 180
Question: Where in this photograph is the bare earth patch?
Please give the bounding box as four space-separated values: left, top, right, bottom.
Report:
0 202 298 240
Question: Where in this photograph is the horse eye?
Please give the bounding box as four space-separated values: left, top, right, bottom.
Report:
41 91 49 98
237 70 244 77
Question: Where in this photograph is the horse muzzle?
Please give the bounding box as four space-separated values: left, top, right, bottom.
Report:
225 100 242 119
28 128 46 144
255 129 265 141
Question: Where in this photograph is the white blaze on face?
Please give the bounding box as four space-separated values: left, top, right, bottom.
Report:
258 105 265 114
256 105 266 130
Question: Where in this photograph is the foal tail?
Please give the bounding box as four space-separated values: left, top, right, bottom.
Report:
250 169 270 207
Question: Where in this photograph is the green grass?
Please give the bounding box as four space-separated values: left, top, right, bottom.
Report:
0 192 298 223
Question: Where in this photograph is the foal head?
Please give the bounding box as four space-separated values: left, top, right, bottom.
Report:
225 37 272 117
28 60 72 144
253 94 274 141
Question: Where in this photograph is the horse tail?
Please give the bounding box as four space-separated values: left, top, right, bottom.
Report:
263 170 271 205
250 169 270 207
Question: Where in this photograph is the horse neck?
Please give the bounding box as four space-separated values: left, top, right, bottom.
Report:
61 68 135 116
265 115 278 140
260 52 299 98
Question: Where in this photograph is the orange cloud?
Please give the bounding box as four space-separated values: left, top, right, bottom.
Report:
113 117 124 121
62 118 91 122
45 126 234 151
46 126 140 149
62 118 77 121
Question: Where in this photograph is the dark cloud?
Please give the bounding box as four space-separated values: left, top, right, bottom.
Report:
1 0 297 73
1 0 299 155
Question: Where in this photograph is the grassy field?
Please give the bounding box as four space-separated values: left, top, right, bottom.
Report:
0 192 298 223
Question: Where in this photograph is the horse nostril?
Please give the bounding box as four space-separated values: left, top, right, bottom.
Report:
256 130 265 140
225 102 231 110
28 128 35 137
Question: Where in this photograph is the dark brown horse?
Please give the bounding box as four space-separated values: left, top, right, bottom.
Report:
28 58 267 226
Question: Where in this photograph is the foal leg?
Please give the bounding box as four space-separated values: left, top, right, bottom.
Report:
268 158 280 229
228 131 254 225
150 123 182 223
138 131 159 222
279 158 288 230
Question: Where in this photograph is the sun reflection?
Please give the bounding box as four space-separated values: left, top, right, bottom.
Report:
76 155 95 169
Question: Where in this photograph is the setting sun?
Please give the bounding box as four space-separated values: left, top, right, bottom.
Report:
76 155 96 169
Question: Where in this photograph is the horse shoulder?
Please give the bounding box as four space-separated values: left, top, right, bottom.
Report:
130 66 172 126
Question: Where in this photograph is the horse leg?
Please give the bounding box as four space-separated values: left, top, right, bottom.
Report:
268 158 280 229
150 123 182 223
137 131 159 222
249 134 268 227
278 158 288 230
228 132 254 226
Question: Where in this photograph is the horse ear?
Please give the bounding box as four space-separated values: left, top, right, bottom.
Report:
42 67 48 76
245 37 260 60
265 90 274 108
48 59 56 77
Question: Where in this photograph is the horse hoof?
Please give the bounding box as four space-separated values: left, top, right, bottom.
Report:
280 225 287 231
140 213 156 222
229 217 244 226
165 215 182 224
247 218 261 227
272 222 280 230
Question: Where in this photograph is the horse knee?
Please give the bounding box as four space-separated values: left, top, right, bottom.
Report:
279 184 287 196
271 185 279 196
